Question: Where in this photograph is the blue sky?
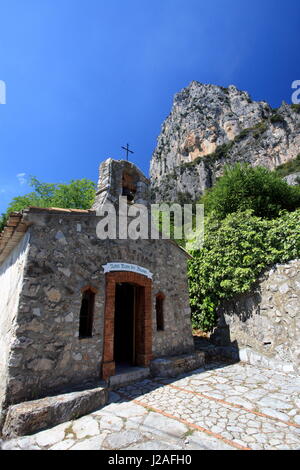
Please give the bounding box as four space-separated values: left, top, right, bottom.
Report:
0 0 299 214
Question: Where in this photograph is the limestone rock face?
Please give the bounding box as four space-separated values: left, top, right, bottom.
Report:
284 172 300 186
150 81 300 202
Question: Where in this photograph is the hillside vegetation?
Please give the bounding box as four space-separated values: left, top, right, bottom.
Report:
186 164 300 331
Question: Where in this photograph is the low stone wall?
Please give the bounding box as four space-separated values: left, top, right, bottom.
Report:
1 385 108 439
211 260 300 374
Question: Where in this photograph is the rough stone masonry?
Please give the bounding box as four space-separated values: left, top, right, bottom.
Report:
211 259 300 374
0 158 203 437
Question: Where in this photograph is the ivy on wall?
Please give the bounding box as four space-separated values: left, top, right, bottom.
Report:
186 163 300 332
188 209 300 331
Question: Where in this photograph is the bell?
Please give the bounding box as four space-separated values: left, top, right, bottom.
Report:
122 187 135 202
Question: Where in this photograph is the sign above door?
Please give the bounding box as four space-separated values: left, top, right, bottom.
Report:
102 262 153 279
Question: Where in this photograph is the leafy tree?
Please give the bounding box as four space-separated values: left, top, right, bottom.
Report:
201 163 300 219
50 179 96 209
0 177 96 231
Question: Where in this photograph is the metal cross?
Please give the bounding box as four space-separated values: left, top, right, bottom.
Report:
121 143 134 161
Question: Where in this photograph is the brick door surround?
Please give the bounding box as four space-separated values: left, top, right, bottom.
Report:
102 271 153 380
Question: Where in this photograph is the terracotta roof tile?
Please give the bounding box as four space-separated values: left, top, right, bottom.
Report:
26 206 95 214
0 212 24 265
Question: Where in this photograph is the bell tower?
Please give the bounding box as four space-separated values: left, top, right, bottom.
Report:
92 158 150 212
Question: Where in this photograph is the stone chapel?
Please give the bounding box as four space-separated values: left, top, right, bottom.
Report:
0 158 203 436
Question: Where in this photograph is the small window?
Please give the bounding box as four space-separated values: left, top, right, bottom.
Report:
79 288 96 338
156 293 165 331
122 171 136 203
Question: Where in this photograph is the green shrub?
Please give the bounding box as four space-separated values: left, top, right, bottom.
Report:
200 163 300 219
234 128 251 142
0 214 7 232
188 209 300 331
275 154 300 178
291 103 300 113
270 113 285 124
176 191 193 205
252 120 268 139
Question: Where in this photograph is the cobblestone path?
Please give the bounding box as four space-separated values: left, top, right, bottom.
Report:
2 362 300 450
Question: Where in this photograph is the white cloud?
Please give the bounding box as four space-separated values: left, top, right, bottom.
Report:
0 80 6 105
16 173 26 185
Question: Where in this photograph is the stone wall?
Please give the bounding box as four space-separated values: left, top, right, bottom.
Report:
0 233 30 419
1 208 194 408
211 260 300 374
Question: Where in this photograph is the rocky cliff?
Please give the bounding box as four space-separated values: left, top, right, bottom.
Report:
150 81 300 202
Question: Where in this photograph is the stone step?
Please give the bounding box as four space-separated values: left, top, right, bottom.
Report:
197 345 239 363
150 351 205 377
194 336 239 363
108 366 150 388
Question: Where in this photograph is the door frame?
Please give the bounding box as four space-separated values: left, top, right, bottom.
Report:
102 271 152 380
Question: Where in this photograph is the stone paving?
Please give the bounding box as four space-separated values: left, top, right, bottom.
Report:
1 361 300 451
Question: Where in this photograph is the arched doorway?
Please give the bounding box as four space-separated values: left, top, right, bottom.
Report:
102 271 152 380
